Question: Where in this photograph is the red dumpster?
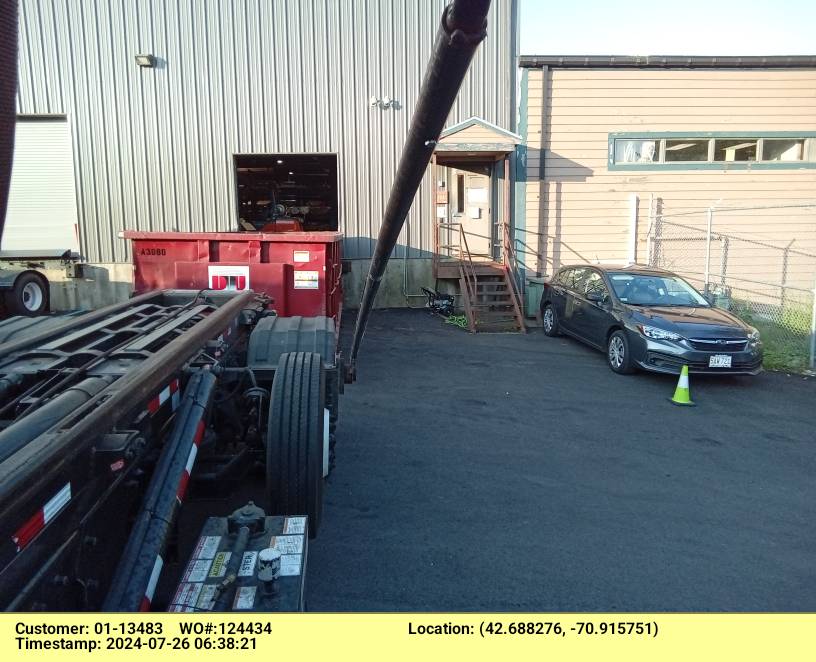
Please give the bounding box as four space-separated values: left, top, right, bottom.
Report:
123 231 343 321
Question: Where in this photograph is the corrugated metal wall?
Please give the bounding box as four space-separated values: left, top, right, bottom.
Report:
17 0 516 263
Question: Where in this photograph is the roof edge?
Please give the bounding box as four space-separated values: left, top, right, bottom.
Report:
518 55 816 69
440 116 522 142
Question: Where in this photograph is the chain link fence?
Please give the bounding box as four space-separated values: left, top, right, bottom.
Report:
645 201 816 372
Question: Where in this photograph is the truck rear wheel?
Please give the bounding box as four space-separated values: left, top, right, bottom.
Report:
266 352 325 538
5 272 49 316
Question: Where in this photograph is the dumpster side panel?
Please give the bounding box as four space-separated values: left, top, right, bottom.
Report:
126 232 343 320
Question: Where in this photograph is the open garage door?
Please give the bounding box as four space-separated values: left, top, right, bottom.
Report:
2 117 79 253
234 153 338 232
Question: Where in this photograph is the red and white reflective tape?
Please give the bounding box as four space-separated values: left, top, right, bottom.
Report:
139 555 164 612
147 379 180 416
12 483 72 552
176 420 205 504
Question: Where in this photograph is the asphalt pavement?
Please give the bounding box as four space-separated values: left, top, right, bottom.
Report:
307 308 815 611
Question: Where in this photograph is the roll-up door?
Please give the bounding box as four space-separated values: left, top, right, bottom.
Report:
2 117 79 252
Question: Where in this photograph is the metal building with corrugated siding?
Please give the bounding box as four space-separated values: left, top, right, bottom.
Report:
12 0 518 309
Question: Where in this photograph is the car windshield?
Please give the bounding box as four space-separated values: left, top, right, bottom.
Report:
608 272 709 307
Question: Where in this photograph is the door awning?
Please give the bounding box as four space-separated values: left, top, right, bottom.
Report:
435 117 521 157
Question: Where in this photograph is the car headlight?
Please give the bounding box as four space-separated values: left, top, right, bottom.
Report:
637 324 683 341
747 327 761 342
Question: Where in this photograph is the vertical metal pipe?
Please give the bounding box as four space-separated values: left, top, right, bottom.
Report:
704 207 713 294
810 273 816 370
645 193 655 266
349 0 491 373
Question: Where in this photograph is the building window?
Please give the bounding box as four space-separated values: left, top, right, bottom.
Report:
762 138 805 161
714 138 758 162
609 134 816 169
614 139 660 164
664 139 709 162
455 174 465 213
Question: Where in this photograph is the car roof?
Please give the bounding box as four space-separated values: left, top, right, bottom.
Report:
556 263 675 277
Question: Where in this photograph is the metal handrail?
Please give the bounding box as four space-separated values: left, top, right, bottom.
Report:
436 221 481 308
501 220 523 304
458 224 479 307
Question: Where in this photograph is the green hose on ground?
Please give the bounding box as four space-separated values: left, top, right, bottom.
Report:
445 315 469 330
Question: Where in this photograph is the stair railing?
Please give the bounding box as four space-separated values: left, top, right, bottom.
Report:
435 220 483 320
501 220 524 316
458 224 479 307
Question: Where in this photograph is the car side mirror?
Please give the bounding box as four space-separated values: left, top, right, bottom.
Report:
586 291 605 304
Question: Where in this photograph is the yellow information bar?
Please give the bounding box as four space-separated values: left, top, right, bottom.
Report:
2 614 814 661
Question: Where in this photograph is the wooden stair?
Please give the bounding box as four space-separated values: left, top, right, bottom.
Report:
458 263 526 333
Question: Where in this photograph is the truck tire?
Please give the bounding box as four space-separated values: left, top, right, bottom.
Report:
266 352 325 538
5 272 49 316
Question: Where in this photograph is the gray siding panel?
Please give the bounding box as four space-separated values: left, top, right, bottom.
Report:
17 0 515 263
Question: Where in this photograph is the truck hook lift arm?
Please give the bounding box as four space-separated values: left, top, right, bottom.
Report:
348 0 491 378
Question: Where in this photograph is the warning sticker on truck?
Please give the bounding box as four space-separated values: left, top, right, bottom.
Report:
232 586 257 610
196 584 218 611
294 270 319 289
238 551 258 577
270 535 304 555
182 558 213 583
192 535 221 560
283 517 306 535
280 554 303 576
209 551 231 578
169 583 202 612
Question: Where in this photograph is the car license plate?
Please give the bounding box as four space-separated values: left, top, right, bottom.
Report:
709 354 732 368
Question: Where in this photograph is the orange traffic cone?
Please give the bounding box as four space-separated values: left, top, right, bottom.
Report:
669 365 695 406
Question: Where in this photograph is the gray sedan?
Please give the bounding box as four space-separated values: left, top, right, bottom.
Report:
539 265 763 375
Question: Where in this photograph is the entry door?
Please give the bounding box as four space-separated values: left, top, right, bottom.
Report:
451 163 492 259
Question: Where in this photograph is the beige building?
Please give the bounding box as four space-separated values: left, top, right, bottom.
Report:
517 56 816 314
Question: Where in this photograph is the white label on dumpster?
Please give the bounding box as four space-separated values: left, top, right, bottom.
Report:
238 551 258 577
232 586 256 610
283 517 306 535
208 265 250 291
293 250 310 263
294 270 319 289
270 535 303 555
193 536 221 560
280 554 302 576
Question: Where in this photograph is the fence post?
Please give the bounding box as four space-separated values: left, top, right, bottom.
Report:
810 273 816 371
645 194 654 266
704 207 713 295
628 194 638 264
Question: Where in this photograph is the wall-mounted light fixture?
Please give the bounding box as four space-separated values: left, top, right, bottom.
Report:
369 95 399 110
135 54 156 68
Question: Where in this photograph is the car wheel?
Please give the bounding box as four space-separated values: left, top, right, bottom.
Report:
607 330 635 374
541 303 560 337
5 272 49 316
